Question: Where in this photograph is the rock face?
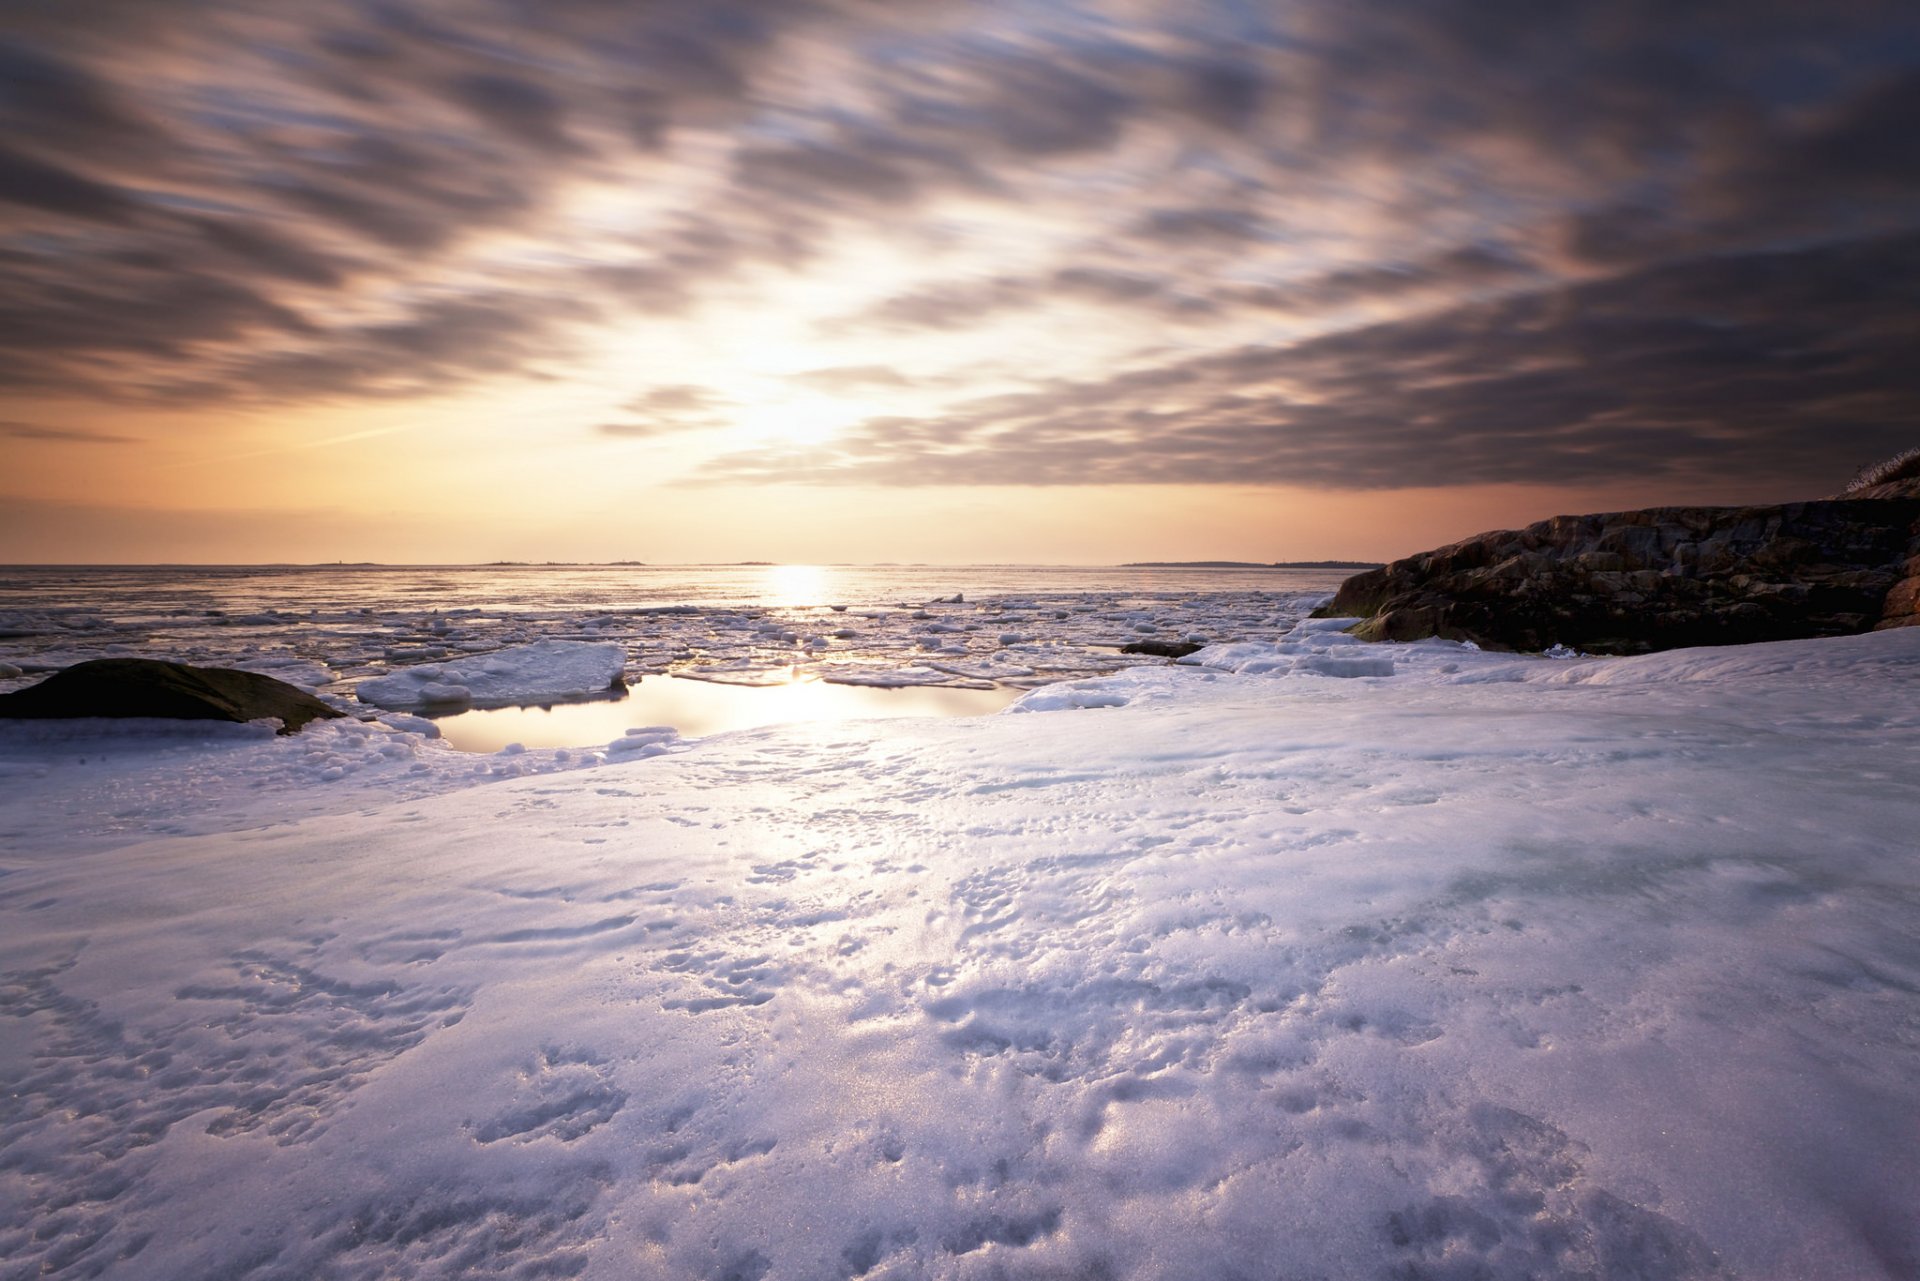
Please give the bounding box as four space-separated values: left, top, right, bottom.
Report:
1318 480 1920 653
0 658 345 733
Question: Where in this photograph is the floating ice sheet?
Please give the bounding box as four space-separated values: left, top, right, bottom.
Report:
353 639 627 709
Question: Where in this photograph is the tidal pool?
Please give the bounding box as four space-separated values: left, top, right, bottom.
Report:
428 673 1021 751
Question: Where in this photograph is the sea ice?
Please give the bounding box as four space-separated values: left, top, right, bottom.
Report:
354 639 627 709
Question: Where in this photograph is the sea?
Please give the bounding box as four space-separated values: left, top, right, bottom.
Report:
0 564 1358 748
0 562 1355 616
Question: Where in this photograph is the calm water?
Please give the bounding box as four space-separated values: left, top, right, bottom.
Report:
431 674 1022 751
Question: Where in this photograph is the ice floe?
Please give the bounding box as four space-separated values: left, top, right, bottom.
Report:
354 639 627 709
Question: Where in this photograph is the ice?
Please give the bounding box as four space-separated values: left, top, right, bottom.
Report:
605 726 679 757
354 640 627 709
0 566 1338 699
1 624 1916 1279
1007 671 1153 711
820 663 996 690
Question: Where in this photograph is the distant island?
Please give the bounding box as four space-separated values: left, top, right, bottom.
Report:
1123 560 1385 570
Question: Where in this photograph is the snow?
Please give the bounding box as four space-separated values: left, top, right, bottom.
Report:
2 627 1918 1279
353 639 627 709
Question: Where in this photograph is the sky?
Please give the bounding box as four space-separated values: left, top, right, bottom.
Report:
2 0 1918 565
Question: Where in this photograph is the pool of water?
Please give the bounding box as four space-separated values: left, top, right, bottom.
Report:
428 673 1022 751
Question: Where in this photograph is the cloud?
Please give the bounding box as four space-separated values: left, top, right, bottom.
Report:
1129 207 1273 247
888 49 1139 158
0 144 139 223
166 291 599 403
844 245 1536 334
444 72 577 151
621 386 727 415
0 421 135 444
0 0 1913 461
188 216 353 289
788 365 918 392
1245 246 1539 312
597 384 734 438
843 268 1216 333
704 232 1920 493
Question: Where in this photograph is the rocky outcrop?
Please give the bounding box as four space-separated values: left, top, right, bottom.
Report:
1318 478 1920 653
0 658 346 733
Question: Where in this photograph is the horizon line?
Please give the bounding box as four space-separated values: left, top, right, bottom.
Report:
0 559 1379 571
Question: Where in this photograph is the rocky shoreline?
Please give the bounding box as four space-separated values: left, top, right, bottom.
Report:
1317 473 1920 654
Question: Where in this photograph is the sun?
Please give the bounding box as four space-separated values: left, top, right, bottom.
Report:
733 390 874 447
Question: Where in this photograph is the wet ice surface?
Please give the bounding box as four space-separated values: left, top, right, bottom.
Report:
1 625 1917 1280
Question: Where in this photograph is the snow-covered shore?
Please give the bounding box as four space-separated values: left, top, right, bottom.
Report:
3 628 1918 1280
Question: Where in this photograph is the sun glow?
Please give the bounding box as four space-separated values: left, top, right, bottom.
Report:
760 563 829 608
735 390 873 447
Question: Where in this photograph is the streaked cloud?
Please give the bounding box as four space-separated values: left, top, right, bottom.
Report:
705 233 1920 492
1 421 135 444
597 385 734 438
0 0 1914 501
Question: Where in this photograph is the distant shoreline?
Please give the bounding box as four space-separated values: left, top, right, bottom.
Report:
1122 560 1383 570
0 560 1387 571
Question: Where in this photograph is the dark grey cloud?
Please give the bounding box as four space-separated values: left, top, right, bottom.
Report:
0 269 310 362
844 267 1218 333
1130 207 1273 247
1274 246 1538 309
445 72 576 151
848 245 1538 334
189 216 353 289
160 291 599 402
734 141 921 208
890 51 1137 158
0 37 163 163
706 232 1920 492
0 144 140 223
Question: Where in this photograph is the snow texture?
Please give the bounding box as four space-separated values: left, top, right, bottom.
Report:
1 625 1918 1280
354 640 627 709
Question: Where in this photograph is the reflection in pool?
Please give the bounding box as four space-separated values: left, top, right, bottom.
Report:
428 673 1022 752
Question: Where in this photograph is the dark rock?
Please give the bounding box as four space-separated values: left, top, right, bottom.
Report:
1120 639 1205 658
0 658 346 733
1317 481 1920 653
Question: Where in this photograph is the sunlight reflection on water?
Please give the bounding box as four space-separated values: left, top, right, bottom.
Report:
429 672 1018 752
760 563 829 609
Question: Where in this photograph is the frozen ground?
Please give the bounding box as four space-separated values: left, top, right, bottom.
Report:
2 625 1918 1280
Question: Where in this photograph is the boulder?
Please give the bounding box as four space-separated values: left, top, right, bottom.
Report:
0 658 346 733
1317 477 1920 654
1120 639 1205 658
